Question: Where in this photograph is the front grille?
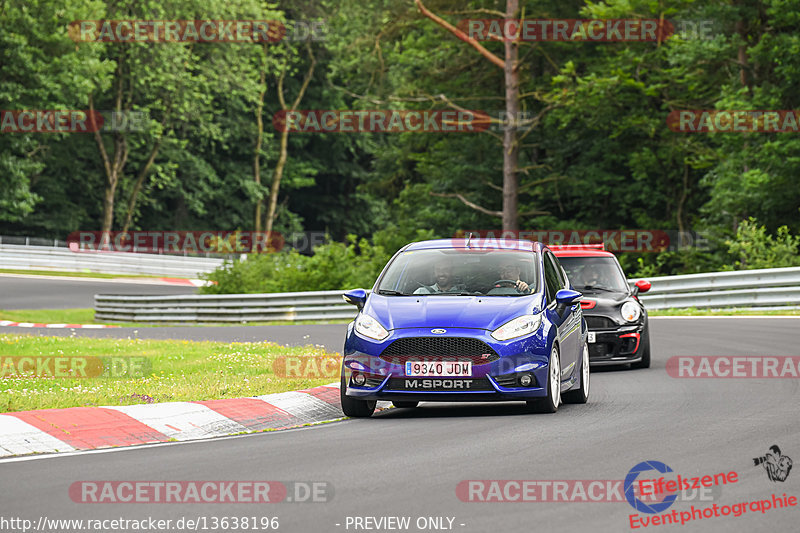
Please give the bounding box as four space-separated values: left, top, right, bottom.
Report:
364 375 385 388
585 316 616 329
589 343 613 358
493 374 518 387
379 337 499 365
619 336 639 354
386 377 494 391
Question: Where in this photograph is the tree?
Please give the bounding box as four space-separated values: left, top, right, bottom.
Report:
0 0 110 223
264 40 317 237
414 0 522 230
86 0 221 235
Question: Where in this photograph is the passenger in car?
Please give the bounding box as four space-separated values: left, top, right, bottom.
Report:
414 258 466 294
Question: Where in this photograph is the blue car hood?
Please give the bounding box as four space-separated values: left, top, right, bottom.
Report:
365 294 541 331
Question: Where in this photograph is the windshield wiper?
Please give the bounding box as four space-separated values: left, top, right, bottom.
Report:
376 289 407 296
580 285 618 293
426 291 484 296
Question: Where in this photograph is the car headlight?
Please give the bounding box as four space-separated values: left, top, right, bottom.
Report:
491 313 542 341
354 313 389 341
621 301 641 322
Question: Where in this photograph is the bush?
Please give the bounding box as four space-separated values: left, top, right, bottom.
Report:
619 248 723 279
726 218 800 270
201 227 436 294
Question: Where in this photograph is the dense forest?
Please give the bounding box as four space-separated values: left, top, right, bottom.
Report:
2 0 799 291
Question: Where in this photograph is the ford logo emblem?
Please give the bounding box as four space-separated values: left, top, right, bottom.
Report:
431 328 446 334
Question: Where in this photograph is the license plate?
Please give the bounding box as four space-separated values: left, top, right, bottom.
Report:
405 361 472 377
588 332 596 343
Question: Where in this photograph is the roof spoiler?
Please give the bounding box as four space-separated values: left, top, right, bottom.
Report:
547 244 605 251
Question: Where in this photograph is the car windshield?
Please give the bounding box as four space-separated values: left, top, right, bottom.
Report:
558 256 629 292
376 249 539 297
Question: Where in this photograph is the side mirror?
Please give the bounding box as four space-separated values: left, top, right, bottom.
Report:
342 289 367 310
633 280 651 296
555 289 582 306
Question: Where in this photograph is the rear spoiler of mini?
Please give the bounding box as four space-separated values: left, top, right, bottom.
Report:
547 244 605 251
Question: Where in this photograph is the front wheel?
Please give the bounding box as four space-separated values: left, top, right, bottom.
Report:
563 342 590 404
340 374 377 418
527 345 561 413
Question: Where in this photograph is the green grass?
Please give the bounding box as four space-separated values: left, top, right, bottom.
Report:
0 308 352 327
0 308 99 324
649 307 800 316
223 319 352 326
0 334 340 413
0 268 163 279
0 308 183 327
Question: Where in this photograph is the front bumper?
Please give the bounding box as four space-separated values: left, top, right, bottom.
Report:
344 375 550 402
342 326 554 402
587 322 645 366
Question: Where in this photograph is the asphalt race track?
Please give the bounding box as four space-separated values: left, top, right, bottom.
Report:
0 323 348 351
1 317 799 533
1 317 795 356
0 275 197 309
0 317 796 357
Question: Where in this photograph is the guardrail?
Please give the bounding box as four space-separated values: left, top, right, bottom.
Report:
0 235 69 247
0 244 224 278
634 266 800 309
94 291 357 322
93 266 800 322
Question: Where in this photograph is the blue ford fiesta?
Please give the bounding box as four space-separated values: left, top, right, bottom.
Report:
339 238 590 417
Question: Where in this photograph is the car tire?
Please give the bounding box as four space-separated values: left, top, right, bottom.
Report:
392 401 419 408
527 345 561 413
340 373 377 418
631 323 651 369
563 341 590 404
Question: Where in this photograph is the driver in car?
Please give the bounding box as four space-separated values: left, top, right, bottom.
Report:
580 267 604 288
497 261 531 294
414 259 465 294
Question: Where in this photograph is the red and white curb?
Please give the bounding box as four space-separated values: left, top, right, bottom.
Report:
156 277 209 287
0 272 208 287
0 383 390 458
0 321 119 328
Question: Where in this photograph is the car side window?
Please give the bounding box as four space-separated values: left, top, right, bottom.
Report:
543 252 561 304
550 254 568 289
